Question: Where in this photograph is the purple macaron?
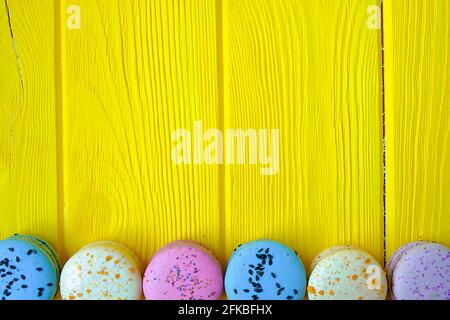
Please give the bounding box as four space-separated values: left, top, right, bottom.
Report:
386 241 425 291
388 242 449 300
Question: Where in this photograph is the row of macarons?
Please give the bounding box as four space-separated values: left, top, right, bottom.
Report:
1 235 449 300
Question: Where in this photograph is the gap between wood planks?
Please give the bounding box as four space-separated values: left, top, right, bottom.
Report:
4 0 24 173
380 0 387 267
54 0 66 261
216 0 226 265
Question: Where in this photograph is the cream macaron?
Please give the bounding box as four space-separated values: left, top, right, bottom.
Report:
308 246 387 300
60 241 142 300
309 245 356 274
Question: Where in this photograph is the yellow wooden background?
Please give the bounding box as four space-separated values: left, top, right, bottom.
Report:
0 0 449 270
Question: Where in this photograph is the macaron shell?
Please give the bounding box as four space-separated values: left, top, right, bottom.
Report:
308 248 387 300
309 245 356 274
10 235 61 274
60 241 142 300
386 241 426 282
160 240 218 260
0 236 59 300
386 240 426 299
143 241 223 300
225 240 306 300
392 243 450 300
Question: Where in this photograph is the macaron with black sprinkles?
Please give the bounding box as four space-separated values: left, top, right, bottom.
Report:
0 235 61 300
225 240 306 300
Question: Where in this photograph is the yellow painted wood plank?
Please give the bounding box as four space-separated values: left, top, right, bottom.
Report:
385 0 450 257
0 1 59 247
223 0 384 267
61 0 221 264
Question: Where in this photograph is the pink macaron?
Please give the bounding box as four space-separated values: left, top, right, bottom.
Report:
143 241 223 300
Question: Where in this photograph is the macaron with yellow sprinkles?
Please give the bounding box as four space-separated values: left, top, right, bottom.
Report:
60 241 142 300
308 246 387 300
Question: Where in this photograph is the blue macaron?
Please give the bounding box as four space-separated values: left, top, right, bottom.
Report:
225 240 306 300
0 235 61 300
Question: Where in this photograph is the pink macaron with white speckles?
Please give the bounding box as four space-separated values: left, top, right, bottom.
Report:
143 241 223 300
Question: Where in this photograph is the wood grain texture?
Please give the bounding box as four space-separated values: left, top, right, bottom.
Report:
0 1 58 248
3 0 449 275
385 0 450 257
222 0 384 266
61 0 221 264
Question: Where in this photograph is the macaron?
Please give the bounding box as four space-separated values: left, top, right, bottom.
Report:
143 241 223 300
0 234 61 300
386 240 425 296
225 240 306 300
60 241 142 300
308 246 387 300
388 242 449 300
309 245 356 274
